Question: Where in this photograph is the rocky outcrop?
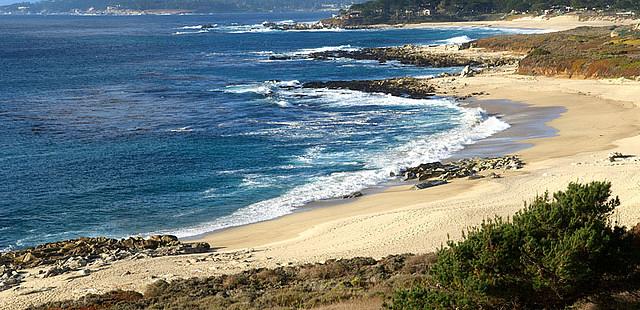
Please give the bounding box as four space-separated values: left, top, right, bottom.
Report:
0 264 22 292
262 21 335 31
0 235 210 286
273 45 519 68
402 155 524 183
303 77 437 99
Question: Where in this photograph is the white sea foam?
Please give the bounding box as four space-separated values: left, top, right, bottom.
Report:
177 24 218 31
173 30 209 35
223 83 274 95
215 21 347 34
289 45 357 55
239 174 275 188
156 86 511 239
255 45 358 59
294 145 325 164
438 35 474 45
223 80 301 96
169 126 193 133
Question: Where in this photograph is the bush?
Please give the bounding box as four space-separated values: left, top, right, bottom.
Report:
390 181 640 309
529 47 551 56
387 286 479 310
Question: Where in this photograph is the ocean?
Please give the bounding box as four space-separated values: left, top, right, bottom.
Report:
0 12 540 251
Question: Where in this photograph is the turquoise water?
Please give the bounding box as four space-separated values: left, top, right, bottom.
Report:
0 12 538 250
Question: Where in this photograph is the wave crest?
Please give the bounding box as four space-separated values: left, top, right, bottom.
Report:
156 86 510 238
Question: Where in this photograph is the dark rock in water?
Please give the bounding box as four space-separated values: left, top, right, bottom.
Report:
273 45 520 68
414 180 448 190
262 21 332 31
342 191 364 199
303 78 436 99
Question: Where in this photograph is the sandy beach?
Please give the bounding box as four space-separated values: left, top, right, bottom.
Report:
3 18 640 310
379 14 640 31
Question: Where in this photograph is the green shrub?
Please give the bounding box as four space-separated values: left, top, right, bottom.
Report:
528 47 551 56
390 181 640 309
387 286 479 310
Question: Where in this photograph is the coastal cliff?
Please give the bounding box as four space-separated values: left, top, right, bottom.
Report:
475 25 640 79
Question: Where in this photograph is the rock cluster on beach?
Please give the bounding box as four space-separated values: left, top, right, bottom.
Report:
403 156 524 189
0 235 210 290
608 152 635 162
303 77 437 99
272 44 520 68
0 264 21 292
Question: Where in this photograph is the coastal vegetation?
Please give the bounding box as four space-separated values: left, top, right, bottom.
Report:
29 182 640 309
329 0 640 25
390 181 640 309
290 25 640 80
474 25 640 78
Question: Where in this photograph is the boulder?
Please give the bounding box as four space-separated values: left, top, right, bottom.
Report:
414 180 448 190
608 152 633 162
460 65 474 78
342 192 364 199
400 156 523 183
303 78 436 99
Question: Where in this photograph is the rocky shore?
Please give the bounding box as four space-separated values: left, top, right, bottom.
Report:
402 155 525 189
303 77 437 99
272 44 522 68
0 235 210 292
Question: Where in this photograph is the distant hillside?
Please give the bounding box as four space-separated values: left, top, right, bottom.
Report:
0 0 365 14
328 0 640 25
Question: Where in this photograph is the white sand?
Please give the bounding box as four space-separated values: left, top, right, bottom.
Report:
379 14 640 32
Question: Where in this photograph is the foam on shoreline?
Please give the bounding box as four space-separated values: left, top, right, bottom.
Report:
160 85 511 239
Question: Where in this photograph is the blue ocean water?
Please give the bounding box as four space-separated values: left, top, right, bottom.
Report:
0 13 538 250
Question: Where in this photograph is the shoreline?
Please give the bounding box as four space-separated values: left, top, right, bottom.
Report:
194 70 640 256
368 14 640 32
4 66 640 310
187 97 563 249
